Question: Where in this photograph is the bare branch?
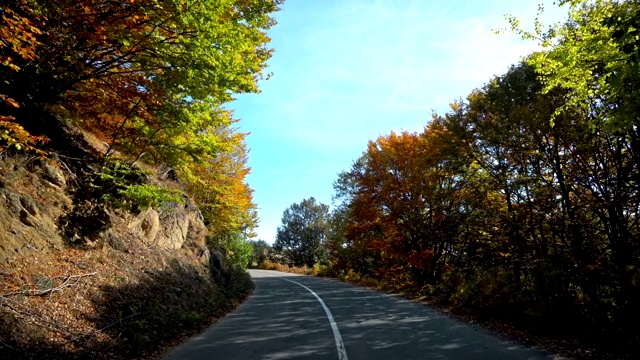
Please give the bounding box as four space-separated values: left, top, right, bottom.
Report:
0 272 97 297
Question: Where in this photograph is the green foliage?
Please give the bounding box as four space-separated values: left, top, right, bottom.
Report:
116 184 184 211
248 239 271 267
97 161 148 191
211 234 254 269
508 0 640 131
96 161 185 211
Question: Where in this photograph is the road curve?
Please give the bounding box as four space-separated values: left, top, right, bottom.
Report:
162 269 551 360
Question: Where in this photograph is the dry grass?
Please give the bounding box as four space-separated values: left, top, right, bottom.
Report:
258 261 329 277
0 244 253 360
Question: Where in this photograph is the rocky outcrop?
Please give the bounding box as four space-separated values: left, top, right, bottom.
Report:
0 154 244 360
127 209 160 245
0 156 211 268
0 158 70 262
124 201 210 265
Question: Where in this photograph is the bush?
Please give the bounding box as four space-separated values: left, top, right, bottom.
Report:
116 183 184 210
209 234 254 269
95 161 185 211
448 267 512 314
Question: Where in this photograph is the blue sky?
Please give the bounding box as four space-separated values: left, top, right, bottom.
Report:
232 0 568 243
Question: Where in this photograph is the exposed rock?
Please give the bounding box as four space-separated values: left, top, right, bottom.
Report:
128 209 160 245
42 162 66 188
0 138 253 360
20 195 38 216
156 209 190 249
182 211 209 264
123 199 209 266
19 209 35 227
101 229 128 252
186 214 207 247
1 156 210 271
0 164 68 262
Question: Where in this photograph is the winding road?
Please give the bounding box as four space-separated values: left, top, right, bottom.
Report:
162 269 551 360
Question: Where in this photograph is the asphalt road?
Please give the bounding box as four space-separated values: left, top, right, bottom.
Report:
162 269 551 360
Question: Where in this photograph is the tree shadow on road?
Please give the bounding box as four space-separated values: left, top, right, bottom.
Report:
167 271 551 360
164 273 340 360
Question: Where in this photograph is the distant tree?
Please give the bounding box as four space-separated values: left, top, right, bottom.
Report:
274 197 330 267
248 239 271 267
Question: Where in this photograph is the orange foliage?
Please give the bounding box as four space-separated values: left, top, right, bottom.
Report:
0 3 47 152
0 5 41 71
184 129 257 239
339 119 469 285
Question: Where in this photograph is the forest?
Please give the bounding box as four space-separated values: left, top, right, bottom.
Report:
267 0 640 355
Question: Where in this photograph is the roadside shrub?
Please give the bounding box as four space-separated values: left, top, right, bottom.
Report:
449 268 512 314
209 234 254 269
310 263 322 276
93 260 253 358
222 266 254 298
261 260 309 274
338 268 362 282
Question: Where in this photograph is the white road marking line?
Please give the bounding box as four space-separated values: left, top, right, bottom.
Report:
261 271 349 360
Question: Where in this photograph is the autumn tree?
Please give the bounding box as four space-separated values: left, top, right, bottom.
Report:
0 0 281 166
0 0 279 270
328 58 639 353
320 2 640 354
506 1 640 345
0 1 45 151
274 197 330 267
330 118 471 286
178 120 259 268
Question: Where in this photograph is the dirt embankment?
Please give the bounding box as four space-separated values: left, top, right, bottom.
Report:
0 154 252 359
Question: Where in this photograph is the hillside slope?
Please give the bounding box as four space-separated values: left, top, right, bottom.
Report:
0 148 253 359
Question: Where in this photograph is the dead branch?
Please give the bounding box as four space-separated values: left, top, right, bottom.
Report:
0 272 97 297
58 159 78 180
0 338 19 351
0 297 80 339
